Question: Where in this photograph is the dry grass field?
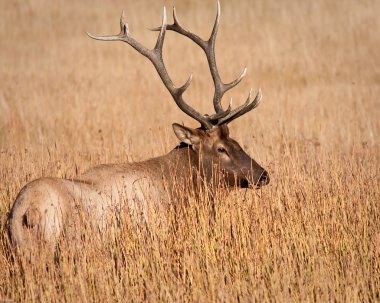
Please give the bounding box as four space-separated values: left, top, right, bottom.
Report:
0 0 379 301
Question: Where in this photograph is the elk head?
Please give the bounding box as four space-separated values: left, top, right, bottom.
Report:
87 1 269 188
172 124 269 188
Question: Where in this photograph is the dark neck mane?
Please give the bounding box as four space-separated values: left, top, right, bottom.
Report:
173 142 191 150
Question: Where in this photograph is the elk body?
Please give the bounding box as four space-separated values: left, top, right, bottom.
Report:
8 1 269 258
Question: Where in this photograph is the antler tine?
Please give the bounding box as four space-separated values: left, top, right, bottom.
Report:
173 7 181 27
209 0 221 47
87 11 151 56
224 67 247 91
154 7 167 52
88 9 213 129
217 89 262 125
206 98 232 122
207 0 224 114
87 11 126 41
120 10 128 34
177 74 193 94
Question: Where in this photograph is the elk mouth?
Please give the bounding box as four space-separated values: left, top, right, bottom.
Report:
240 170 270 189
258 170 270 186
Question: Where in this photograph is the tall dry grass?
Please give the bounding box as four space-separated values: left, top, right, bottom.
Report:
0 0 379 301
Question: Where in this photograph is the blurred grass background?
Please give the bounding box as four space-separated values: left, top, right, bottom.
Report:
0 0 379 301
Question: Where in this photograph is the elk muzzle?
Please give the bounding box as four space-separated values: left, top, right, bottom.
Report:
257 169 270 187
239 158 270 188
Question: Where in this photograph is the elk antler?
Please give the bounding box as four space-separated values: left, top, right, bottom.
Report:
87 8 213 129
87 1 261 129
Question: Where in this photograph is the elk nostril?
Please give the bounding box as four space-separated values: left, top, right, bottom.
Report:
259 170 270 185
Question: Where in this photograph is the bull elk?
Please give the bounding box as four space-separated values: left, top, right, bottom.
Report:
8 1 269 258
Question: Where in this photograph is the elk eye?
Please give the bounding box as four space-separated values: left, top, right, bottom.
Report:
217 147 227 154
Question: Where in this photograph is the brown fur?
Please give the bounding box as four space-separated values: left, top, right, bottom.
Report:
8 125 268 258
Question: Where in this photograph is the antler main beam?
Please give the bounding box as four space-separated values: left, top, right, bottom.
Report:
87 8 214 129
87 1 261 129
153 1 248 117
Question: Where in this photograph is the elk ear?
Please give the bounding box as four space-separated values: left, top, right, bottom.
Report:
172 123 202 146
